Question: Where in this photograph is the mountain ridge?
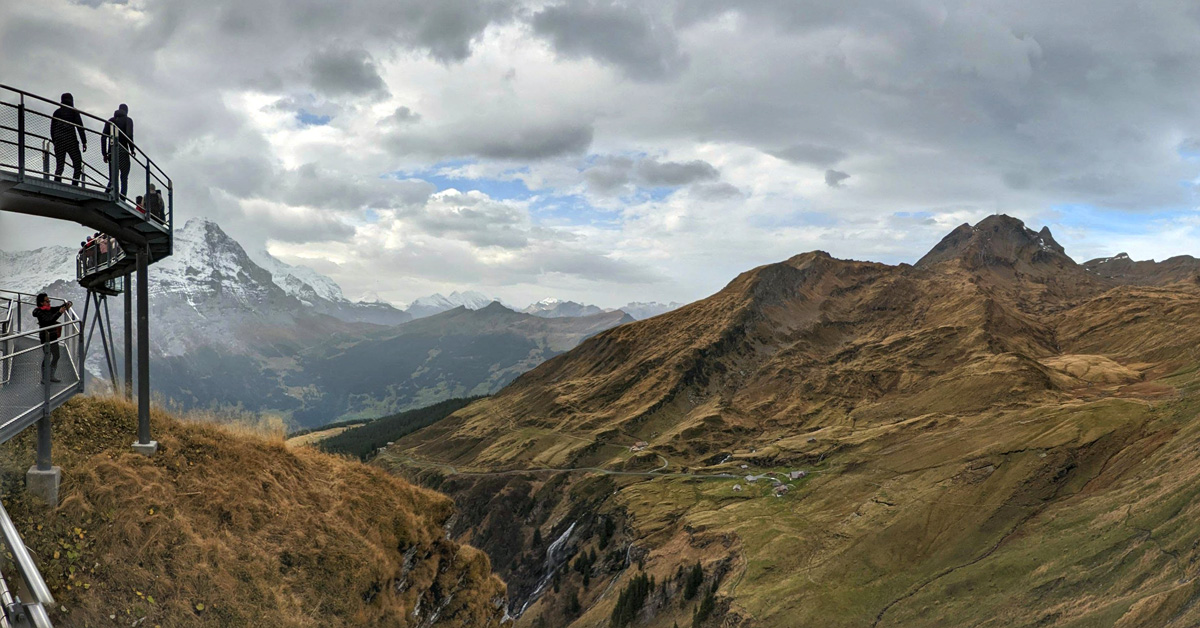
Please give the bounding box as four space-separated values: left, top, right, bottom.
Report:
384 215 1200 627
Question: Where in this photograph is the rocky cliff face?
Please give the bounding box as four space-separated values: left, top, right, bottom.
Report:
1082 251 1200 285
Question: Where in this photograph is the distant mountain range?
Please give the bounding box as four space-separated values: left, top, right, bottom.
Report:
0 217 658 426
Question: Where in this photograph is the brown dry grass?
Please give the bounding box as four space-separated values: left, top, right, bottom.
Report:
0 396 507 627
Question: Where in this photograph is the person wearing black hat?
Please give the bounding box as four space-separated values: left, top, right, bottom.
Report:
101 103 135 197
50 93 87 185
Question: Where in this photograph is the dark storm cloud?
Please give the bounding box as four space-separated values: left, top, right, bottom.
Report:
278 165 436 210
242 209 357 244
308 48 387 97
479 123 594 159
634 158 719 186
532 0 688 81
385 106 421 125
581 156 723 196
691 182 742 200
583 157 634 195
825 170 850 187
769 144 848 167
390 121 594 160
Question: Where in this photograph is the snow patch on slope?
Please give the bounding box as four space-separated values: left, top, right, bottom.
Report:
250 248 347 304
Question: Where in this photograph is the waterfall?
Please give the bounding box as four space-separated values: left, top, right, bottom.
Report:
514 521 576 617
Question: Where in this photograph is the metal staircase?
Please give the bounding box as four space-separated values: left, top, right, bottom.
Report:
0 83 173 291
0 84 177 627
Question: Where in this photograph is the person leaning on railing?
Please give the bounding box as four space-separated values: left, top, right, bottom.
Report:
33 294 72 385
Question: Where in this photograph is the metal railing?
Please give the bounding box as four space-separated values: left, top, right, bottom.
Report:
0 290 73 628
0 84 173 231
0 296 12 386
0 291 83 430
75 236 127 292
0 497 53 628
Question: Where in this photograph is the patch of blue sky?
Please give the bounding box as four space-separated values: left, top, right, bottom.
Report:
530 194 621 229
748 210 835 230
1177 139 1200 160
639 187 675 203
893 211 934 220
1047 204 1193 236
296 109 331 126
392 160 532 201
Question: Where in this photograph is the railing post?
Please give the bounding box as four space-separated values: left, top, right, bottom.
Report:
168 181 174 234
16 97 25 179
28 330 60 506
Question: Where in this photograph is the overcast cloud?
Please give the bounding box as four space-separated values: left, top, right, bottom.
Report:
4 0 1200 308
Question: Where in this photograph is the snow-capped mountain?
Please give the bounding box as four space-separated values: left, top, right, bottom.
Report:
250 246 409 326
613 301 684 320
522 298 605 318
251 248 347 304
0 245 76 295
0 218 638 426
406 290 496 319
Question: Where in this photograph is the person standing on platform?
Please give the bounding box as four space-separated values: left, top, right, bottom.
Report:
50 93 87 185
102 104 134 197
33 293 72 385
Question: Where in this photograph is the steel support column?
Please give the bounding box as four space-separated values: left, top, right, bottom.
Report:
135 248 152 450
124 273 132 401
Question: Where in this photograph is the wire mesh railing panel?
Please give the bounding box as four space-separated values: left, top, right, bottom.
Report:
0 106 18 179
0 86 173 236
0 336 76 434
0 292 81 436
76 236 129 282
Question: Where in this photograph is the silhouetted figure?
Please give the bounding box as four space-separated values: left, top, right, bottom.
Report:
102 104 134 197
33 293 72 385
146 183 166 222
50 93 87 185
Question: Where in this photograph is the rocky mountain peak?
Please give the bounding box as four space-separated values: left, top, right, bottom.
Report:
916 214 1070 270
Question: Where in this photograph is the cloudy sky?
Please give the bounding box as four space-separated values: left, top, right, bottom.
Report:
4 0 1200 308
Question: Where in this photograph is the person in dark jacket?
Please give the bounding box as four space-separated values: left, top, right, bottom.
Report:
101 104 134 197
33 293 72 384
145 183 166 222
50 93 87 185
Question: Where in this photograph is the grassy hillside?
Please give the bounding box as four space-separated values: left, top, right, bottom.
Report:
381 217 1200 627
0 396 508 627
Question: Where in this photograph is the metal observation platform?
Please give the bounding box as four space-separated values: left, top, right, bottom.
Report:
0 84 174 627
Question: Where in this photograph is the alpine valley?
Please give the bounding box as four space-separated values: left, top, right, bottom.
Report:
377 215 1200 628
0 218 672 427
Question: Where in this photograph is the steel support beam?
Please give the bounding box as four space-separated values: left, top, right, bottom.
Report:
124 274 132 401
135 247 154 454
